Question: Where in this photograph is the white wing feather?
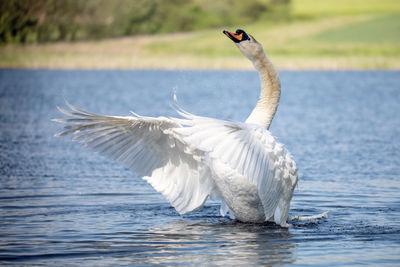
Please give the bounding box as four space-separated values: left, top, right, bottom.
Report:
53 102 216 214
173 110 298 223
54 101 298 224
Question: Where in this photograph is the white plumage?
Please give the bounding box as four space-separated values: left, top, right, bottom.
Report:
54 29 298 226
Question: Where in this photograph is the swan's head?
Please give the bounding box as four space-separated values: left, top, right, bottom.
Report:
223 29 264 62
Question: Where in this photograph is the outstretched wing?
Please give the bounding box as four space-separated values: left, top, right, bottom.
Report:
174 110 298 222
53 102 216 214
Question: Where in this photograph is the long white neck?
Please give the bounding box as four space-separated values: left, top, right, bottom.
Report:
245 52 281 129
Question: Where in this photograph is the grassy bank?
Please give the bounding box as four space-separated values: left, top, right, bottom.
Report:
1 13 399 70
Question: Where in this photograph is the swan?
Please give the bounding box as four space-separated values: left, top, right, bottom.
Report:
53 29 298 227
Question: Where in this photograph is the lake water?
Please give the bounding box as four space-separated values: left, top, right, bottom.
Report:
0 69 399 266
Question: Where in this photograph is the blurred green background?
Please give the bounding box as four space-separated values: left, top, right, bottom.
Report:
0 0 399 69
0 0 292 43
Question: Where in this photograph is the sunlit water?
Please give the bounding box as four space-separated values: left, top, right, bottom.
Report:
0 69 399 266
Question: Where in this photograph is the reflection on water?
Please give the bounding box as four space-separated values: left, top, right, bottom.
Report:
143 219 295 265
0 70 399 266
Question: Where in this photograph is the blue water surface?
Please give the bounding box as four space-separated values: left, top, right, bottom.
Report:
0 69 399 266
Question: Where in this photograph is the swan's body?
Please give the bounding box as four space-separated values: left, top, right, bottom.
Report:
54 29 298 226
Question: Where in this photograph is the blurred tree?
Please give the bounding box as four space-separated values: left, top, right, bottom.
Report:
0 0 40 43
0 0 291 44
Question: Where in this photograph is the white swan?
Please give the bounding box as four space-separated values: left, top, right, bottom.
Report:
54 29 298 226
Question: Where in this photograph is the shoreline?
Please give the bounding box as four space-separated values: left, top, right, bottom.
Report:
1 66 399 71
1 14 399 71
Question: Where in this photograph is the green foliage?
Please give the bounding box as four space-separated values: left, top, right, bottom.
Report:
0 0 112 43
0 0 39 43
0 0 290 44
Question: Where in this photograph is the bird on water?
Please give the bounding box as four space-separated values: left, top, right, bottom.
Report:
53 29 298 227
